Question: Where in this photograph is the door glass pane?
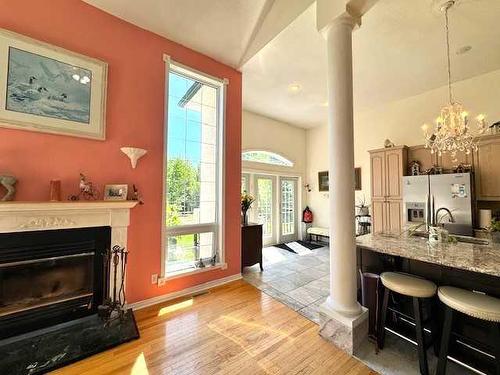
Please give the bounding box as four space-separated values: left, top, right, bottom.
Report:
281 180 295 236
256 178 273 237
241 175 248 194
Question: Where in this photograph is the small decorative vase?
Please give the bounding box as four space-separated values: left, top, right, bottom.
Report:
49 180 61 201
241 209 248 225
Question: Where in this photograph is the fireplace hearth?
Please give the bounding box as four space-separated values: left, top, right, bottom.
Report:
0 227 110 339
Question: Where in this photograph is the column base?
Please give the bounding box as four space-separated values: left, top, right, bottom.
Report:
318 302 369 355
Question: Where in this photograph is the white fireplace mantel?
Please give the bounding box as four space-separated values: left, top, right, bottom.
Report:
0 201 138 233
0 200 138 300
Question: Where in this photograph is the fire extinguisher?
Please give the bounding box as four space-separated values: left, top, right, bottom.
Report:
302 206 313 223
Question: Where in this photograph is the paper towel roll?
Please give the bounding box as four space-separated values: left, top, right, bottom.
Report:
479 209 492 228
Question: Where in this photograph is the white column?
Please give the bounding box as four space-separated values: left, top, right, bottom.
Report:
317 12 368 355
324 14 361 317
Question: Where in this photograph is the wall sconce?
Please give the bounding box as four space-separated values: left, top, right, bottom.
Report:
121 147 147 169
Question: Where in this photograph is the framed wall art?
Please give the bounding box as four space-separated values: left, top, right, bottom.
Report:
318 171 329 192
0 29 107 140
103 184 128 201
318 168 362 192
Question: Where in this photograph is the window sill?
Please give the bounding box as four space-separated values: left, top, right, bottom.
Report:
160 263 227 283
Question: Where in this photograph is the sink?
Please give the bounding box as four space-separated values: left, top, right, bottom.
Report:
454 236 490 246
410 231 489 245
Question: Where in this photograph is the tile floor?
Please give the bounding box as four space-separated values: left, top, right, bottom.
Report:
243 245 470 375
242 245 330 324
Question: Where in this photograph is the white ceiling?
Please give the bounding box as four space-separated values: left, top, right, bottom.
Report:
242 0 500 128
83 0 268 67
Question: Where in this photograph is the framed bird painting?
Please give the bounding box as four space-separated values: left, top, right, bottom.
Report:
0 29 107 140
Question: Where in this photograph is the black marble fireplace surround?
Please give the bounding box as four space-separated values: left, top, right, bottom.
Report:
0 227 111 339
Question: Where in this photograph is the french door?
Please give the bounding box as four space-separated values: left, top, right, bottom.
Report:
279 177 298 243
247 174 299 246
254 175 276 246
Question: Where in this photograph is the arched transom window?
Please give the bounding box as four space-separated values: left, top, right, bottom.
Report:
242 150 293 167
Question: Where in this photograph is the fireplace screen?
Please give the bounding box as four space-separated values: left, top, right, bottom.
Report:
0 253 94 318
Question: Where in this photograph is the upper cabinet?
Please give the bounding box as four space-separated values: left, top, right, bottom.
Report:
370 146 408 200
408 145 472 174
385 148 407 200
408 145 436 173
369 146 408 234
370 151 386 200
474 135 500 201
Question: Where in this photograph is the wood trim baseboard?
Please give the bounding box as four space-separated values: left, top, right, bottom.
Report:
127 273 243 311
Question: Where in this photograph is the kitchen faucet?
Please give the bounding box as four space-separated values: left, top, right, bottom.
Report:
435 207 455 225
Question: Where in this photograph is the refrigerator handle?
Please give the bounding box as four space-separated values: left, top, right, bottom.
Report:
425 193 429 230
431 195 435 227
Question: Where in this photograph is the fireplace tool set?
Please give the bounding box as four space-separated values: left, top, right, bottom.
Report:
98 245 128 324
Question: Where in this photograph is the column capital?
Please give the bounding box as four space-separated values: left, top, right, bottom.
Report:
316 0 379 36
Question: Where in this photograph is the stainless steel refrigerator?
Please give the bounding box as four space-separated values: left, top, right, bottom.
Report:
402 173 475 236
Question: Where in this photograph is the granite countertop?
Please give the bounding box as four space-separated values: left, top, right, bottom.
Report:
356 233 500 277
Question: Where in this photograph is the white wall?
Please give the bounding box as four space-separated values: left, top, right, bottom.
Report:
306 68 500 228
242 110 308 241
242 110 307 176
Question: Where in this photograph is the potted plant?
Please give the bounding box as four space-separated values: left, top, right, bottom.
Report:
241 191 255 226
489 218 500 243
356 196 370 216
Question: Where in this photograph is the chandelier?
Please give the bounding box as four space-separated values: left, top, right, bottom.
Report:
422 0 487 162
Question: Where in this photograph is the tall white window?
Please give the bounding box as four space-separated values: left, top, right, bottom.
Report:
163 59 225 275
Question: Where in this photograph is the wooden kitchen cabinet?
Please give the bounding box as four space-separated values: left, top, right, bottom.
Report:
387 200 404 233
369 146 407 234
408 145 436 173
437 151 471 171
474 135 500 200
371 199 385 233
371 200 403 234
370 151 386 200
408 144 472 173
385 148 407 200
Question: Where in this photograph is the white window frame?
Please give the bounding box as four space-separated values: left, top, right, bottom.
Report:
242 150 294 167
160 54 227 279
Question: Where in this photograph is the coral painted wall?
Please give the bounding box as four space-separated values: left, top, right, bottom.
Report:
0 0 242 303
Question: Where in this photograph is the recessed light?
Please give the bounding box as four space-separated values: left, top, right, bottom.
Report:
288 83 302 93
456 45 472 55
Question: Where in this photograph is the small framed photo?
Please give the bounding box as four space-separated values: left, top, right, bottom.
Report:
318 171 329 192
103 184 128 201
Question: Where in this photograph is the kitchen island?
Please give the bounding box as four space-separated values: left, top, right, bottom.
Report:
356 233 500 374
356 232 500 277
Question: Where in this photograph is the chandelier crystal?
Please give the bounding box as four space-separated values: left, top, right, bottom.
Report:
422 0 487 162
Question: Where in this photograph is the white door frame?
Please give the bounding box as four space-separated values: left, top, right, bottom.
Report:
243 170 303 246
278 176 299 243
253 174 277 246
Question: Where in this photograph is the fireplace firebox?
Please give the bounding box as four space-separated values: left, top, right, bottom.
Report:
0 227 111 339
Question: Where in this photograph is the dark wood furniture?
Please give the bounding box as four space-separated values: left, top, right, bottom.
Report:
357 247 500 375
241 223 263 271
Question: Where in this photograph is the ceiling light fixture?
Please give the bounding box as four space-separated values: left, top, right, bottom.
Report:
456 45 472 55
288 83 302 93
422 0 486 162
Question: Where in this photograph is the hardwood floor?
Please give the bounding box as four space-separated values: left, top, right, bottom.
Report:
53 280 375 375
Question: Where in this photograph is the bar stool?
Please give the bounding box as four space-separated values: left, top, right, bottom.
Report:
437 286 500 375
379 272 437 375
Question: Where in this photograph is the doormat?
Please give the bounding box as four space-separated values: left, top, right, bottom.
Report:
275 240 323 254
0 309 139 375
